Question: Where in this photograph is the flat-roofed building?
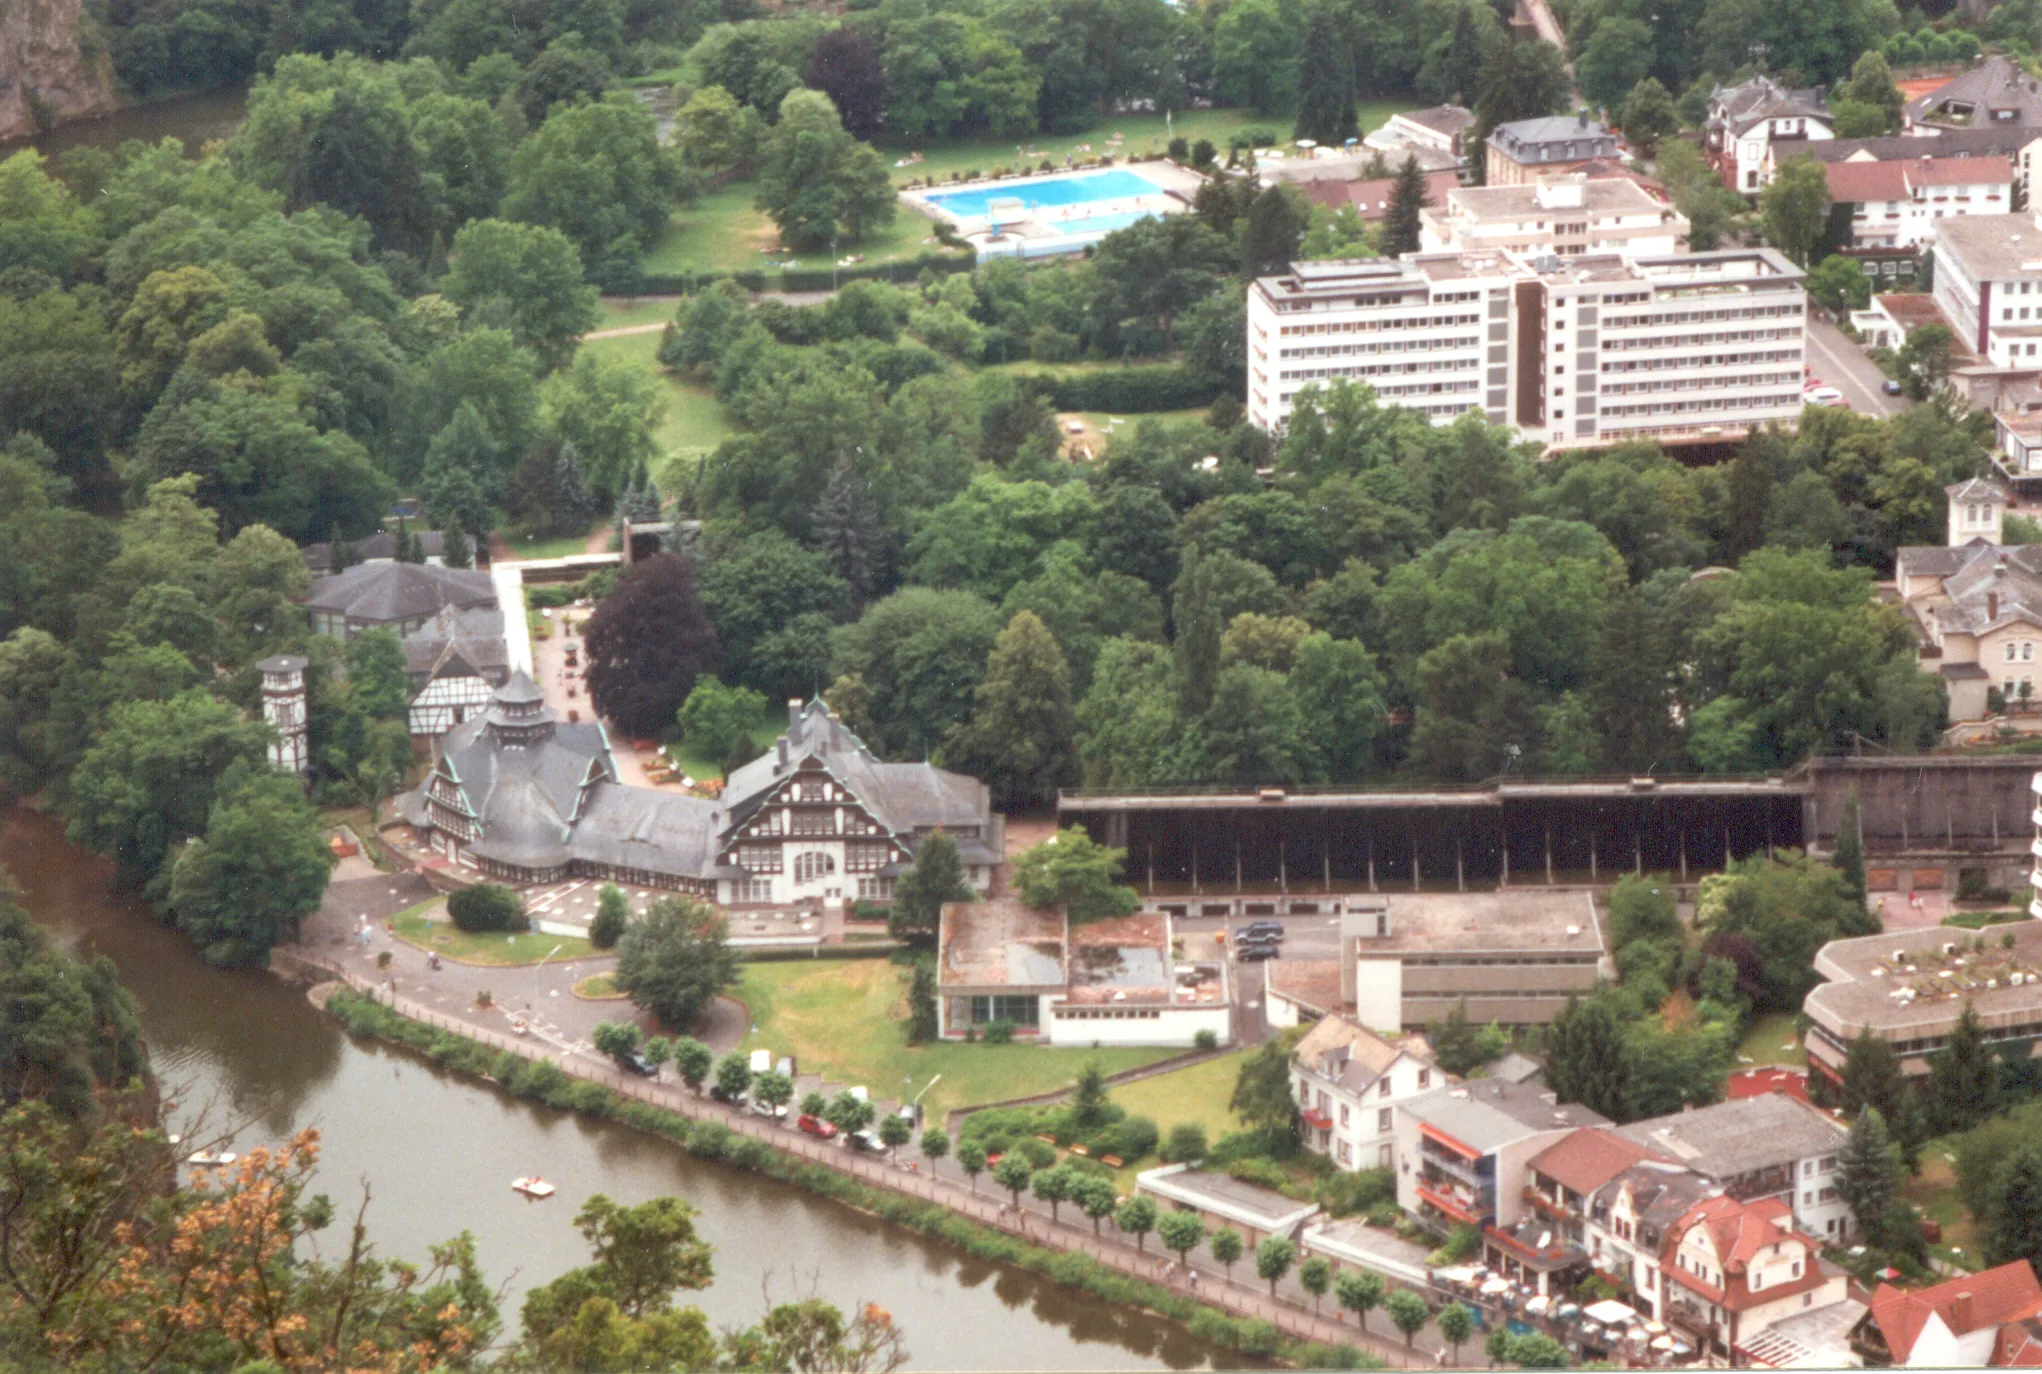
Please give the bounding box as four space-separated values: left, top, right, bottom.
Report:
1136 1165 1321 1248
1805 917 2042 1084
1341 890 1608 1028
1932 212 2042 368
1614 1093 1852 1241
1246 247 1808 449
1422 174 1690 258
1394 1079 1609 1234
934 901 1231 1046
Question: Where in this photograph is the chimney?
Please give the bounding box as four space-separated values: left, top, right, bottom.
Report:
787 698 804 743
1954 1292 1976 1331
1578 109 1590 128
776 737 789 768
1990 590 2001 620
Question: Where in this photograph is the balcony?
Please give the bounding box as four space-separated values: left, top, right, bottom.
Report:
1421 1143 1490 1187
1416 1177 1493 1224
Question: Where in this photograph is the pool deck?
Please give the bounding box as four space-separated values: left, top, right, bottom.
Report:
904 160 1205 259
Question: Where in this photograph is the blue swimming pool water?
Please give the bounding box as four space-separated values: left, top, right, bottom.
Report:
925 169 1164 218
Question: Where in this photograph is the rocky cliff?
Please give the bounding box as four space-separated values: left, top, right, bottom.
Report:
0 0 116 144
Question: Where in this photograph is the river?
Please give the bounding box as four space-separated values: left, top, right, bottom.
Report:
3 808 1221 1370
1 84 250 161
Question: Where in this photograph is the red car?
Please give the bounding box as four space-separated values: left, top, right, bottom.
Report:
797 1114 838 1139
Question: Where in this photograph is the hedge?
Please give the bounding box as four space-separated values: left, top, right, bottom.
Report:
735 941 901 963
639 249 975 296
1009 365 1226 414
322 989 1383 1368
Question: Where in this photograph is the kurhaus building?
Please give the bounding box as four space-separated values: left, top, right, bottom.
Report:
397 682 1000 903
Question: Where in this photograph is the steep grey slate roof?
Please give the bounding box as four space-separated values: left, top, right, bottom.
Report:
1711 76 1829 137
435 677 613 871
572 786 727 879
1488 116 1619 167
402 605 507 680
1936 545 2042 633
724 701 991 838
306 562 496 625
1910 55 2042 129
1803 127 2042 164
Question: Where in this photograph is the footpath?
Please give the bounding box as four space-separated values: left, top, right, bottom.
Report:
278 944 1448 1368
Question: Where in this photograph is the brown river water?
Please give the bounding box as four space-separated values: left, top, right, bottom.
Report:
4 807 1223 1369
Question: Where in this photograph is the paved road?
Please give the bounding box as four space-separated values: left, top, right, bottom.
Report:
1806 314 1910 417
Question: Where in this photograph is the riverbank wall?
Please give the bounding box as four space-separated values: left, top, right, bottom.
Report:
274 947 1421 1369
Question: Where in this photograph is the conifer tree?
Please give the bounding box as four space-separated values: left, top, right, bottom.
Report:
944 611 1077 809
1930 1001 1999 1133
1834 1107 1900 1238
1545 995 1629 1121
811 454 885 605
1842 1025 1903 1123
1292 7 1357 146
1988 1145 2042 1278
441 525 473 569
552 440 594 528
1381 155 1431 257
1833 789 1867 907
1240 186 1306 278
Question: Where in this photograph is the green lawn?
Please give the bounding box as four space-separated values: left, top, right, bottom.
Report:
502 527 603 559
393 905 596 966
573 972 625 999
1103 1049 1249 1183
1736 1011 1807 1070
577 330 735 463
880 103 1408 186
729 959 1176 1119
1906 1141 1982 1261
643 181 962 278
1080 407 1209 435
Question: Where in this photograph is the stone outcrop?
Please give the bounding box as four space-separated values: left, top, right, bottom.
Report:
0 0 116 144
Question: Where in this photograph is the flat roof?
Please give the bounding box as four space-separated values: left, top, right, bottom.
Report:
1442 177 1671 221
1615 1095 1844 1179
1137 1165 1321 1232
1059 776 1802 811
1935 213 2042 280
1065 911 1171 1004
1806 921 2042 1037
1350 890 1606 956
936 898 1066 992
1403 1079 1609 1153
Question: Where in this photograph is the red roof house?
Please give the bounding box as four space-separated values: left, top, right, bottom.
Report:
1863 1262 2042 1367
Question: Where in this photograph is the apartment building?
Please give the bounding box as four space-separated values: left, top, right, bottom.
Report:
1704 76 1832 193
1614 1093 1853 1241
1395 1079 1608 1236
1485 114 1620 187
1289 1013 1439 1172
1826 156 2013 268
1246 248 1808 449
1660 1194 1847 1360
1420 174 1691 258
1933 212 2042 367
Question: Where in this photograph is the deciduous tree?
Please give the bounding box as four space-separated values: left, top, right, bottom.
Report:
584 553 721 740
614 896 739 1033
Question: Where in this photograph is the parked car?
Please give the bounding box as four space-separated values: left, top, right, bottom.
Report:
709 1085 739 1104
1237 920 1284 942
1883 379 1905 396
749 1049 773 1075
750 1098 789 1120
848 1130 887 1154
1804 385 1846 407
798 1114 838 1139
1236 939 1281 962
615 1049 657 1077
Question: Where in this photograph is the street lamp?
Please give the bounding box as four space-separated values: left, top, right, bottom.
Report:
532 943 564 1009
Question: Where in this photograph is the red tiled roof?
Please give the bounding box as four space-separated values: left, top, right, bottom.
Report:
1528 1128 1659 1196
1726 1066 1811 1103
1913 155 2014 186
1869 1262 2042 1364
1296 170 1461 219
1998 1318 2042 1367
1662 1195 1826 1314
1827 160 1910 203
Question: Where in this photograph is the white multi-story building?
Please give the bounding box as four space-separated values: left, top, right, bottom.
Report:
1826 156 2013 260
1933 212 2042 368
1247 247 1808 449
1421 174 1690 259
1289 1012 1439 1172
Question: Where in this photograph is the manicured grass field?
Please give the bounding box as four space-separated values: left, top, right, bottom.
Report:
393 905 595 966
1103 1049 1250 1180
1735 1011 1807 1070
880 103 1407 187
642 182 963 278
502 528 603 559
1906 1141 1983 1261
577 330 735 462
730 958 1177 1118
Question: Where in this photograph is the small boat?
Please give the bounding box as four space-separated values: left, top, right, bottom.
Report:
511 1176 556 1199
186 1150 238 1167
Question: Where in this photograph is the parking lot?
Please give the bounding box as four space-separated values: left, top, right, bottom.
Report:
1171 905 1344 1048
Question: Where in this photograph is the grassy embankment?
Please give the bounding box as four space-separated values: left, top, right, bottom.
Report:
729 958 1177 1118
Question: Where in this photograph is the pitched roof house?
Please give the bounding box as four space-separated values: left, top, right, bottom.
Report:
1661 1194 1848 1360
1484 114 1620 186
305 561 496 639
1294 169 1462 220
1910 56 2042 134
1895 479 2042 722
1707 76 1833 193
1290 1013 1439 1172
1858 1261 2042 1366
1614 1093 1852 1241
398 688 1000 904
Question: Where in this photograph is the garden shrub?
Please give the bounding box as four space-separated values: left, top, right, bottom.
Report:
1225 1156 1293 1191
1161 1122 1209 1164
1018 1138 1057 1168
447 883 527 933
982 1019 1016 1044
1235 1320 1281 1356
1317 1167 1394 1217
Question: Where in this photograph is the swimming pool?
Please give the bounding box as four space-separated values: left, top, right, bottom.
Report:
923 169 1165 218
